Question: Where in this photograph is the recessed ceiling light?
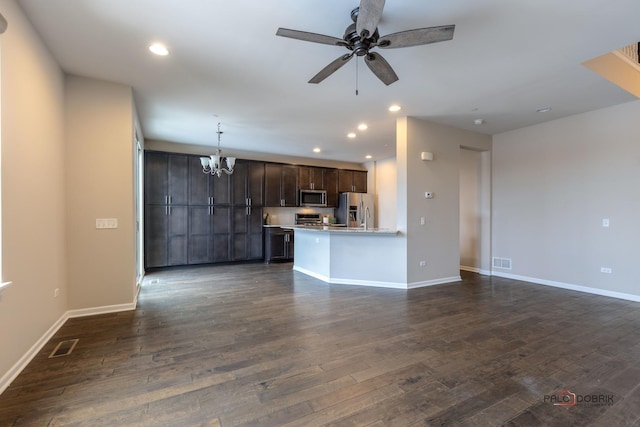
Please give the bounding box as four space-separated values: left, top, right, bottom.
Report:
474 119 485 125
365 155 373 159
358 123 368 131
388 104 402 112
313 147 321 153
536 106 552 113
149 43 169 56
347 133 357 139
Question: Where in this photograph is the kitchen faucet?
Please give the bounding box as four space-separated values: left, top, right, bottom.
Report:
363 206 371 230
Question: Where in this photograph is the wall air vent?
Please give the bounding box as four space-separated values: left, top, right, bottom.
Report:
48 339 79 358
492 257 512 270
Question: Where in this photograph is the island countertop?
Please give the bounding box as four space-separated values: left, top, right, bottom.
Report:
290 225 398 235
291 225 406 288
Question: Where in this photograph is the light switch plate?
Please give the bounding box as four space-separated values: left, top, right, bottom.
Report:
96 218 118 229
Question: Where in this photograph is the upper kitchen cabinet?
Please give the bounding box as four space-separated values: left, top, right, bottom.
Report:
338 169 367 193
265 163 299 207
233 160 265 207
324 168 339 207
299 166 326 190
188 156 231 206
145 151 189 205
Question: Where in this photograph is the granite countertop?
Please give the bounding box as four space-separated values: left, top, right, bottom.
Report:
291 225 398 235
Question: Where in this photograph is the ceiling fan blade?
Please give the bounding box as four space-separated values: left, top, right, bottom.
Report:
364 52 398 86
378 25 455 49
276 28 347 47
309 53 354 84
356 0 386 39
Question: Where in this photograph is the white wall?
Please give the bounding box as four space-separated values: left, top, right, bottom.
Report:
399 117 492 285
0 0 67 385
65 76 137 309
374 157 397 230
492 100 640 299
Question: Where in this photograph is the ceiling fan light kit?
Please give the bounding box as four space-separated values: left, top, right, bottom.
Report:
276 0 455 86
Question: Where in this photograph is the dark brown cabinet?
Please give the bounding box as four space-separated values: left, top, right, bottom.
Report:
299 166 325 190
144 150 366 268
145 205 188 268
188 157 231 206
264 227 294 263
324 168 339 207
144 152 188 205
265 163 299 207
232 160 265 261
188 205 231 264
338 169 367 193
144 152 189 268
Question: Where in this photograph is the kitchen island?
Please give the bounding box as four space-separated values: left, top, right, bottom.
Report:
292 226 408 288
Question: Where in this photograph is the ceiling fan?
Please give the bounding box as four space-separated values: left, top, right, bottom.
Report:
276 0 455 86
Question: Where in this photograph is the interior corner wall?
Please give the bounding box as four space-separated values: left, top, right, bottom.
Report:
492 100 640 298
65 75 137 309
402 117 491 285
0 0 67 385
375 157 397 230
459 148 482 270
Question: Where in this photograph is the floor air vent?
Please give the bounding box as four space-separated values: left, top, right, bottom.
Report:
48 339 79 358
492 257 512 270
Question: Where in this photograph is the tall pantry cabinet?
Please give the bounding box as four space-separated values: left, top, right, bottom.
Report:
144 152 265 268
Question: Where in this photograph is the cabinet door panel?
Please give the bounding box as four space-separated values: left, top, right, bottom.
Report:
145 153 169 205
144 205 168 268
325 169 338 207
212 206 231 262
338 169 353 193
264 163 282 207
249 162 265 205
188 206 212 264
189 157 210 205
212 173 231 205
232 161 249 205
168 155 189 205
353 171 367 193
281 165 299 206
168 206 188 266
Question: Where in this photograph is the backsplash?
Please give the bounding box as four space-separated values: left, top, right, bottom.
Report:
263 207 335 226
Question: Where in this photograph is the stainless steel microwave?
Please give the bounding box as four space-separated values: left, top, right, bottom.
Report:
300 189 327 207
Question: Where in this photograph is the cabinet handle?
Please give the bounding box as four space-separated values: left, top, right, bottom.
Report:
165 195 169 204
168 206 172 216
166 206 169 215
248 198 252 206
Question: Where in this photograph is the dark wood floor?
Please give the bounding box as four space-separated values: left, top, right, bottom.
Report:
1 264 640 426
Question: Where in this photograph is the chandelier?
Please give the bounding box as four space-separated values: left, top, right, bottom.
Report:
200 122 236 177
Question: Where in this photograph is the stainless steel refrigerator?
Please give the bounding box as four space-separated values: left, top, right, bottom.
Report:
335 193 375 228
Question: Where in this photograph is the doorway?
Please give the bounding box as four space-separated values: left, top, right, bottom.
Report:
459 147 491 274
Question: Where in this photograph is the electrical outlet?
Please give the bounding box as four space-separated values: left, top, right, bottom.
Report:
54 288 60 297
600 267 612 274
420 217 425 225
419 260 426 267
425 192 433 199
602 218 610 228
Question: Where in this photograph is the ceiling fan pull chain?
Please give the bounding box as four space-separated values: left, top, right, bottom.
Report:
355 56 359 96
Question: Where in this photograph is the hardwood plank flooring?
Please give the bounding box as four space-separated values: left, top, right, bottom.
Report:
1 264 640 426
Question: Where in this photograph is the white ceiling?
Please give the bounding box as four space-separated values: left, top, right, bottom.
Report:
17 0 640 163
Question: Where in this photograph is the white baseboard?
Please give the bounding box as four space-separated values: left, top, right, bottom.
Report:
460 266 491 275
491 271 640 302
408 276 462 289
0 301 136 395
294 266 461 290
